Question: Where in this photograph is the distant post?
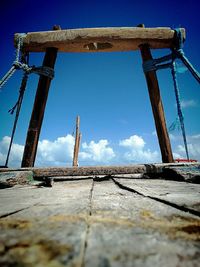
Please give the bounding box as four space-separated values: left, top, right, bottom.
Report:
73 116 81 167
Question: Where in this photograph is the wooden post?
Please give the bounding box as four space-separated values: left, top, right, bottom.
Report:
21 26 60 167
73 116 81 167
139 44 174 163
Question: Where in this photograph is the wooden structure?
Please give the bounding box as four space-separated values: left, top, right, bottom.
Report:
18 26 186 167
0 163 199 266
73 116 81 167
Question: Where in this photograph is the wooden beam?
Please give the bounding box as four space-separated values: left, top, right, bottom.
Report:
72 116 81 167
21 26 60 167
33 165 147 178
139 44 174 163
1 162 198 177
15 27 185 53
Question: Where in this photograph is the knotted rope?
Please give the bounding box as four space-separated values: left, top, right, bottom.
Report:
142 28 200 160
0 34 54 89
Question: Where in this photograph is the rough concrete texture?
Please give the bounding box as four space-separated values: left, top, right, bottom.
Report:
0 168 200 266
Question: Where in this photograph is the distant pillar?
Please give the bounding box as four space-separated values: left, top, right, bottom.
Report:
73 116 81 167
139 44 174 163
21 26 60 167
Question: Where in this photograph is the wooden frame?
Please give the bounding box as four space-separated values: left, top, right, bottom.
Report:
19 27 184 167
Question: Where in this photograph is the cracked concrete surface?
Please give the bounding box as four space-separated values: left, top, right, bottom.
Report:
0 171 200 266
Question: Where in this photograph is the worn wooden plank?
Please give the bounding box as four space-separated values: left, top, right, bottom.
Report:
0 180 92 218
114 178 200 213
91 180 198 220
84 180 200 266
0 214 87 267
14 27 185 53
163 165 200 183
0 179 199 266
0 180 93 266
84 222 200 267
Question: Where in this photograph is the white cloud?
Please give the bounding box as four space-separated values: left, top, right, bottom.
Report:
180 99 197 108
2 133 199 167
0 136 115 167
174 134 200 161
176 144 200 160
36 135 75 166
119 135 159 163
0 136 24 166
119 135 145 149
80 139 115 164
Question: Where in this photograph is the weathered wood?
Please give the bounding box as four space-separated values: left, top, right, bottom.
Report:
163 165 200 183
0 179 199 266
1 163 199 178
0 181 92 266
1 162 198 173
114 178 200 213
84 180 200 267
72 116 81 167
0 171 34 188
21 26 60 167
15 27 185 53
33 165 147 178
140 44 174 163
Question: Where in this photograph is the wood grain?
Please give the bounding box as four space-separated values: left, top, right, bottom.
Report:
14 27 186 52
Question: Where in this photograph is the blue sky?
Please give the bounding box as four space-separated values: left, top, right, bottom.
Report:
0 0 200 167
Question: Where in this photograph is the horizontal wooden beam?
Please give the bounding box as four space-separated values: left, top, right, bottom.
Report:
0 163 198 178
14 27 185 53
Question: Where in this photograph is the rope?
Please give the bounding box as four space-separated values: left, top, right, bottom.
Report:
31 66 54 79
173 28 200 84
12 62 54 78
0 34 25 89
171 61 189 160
176 51 200 83
143 28 200 84
0 66 16 88
0 33 54 90
168 117 180 132
143 53 173 72
15 34 26 61
1 34 55 166
5 72 28 166
142 28 199 160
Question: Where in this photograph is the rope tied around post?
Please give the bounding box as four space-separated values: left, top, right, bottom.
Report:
143 28 200 83
1 33 55 167
0 34 55 89
142 28 200 160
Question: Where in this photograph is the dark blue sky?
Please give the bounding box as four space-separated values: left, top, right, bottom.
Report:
0 0 200 166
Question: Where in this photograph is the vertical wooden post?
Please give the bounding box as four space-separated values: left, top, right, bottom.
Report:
139 44 174 163
21 26 60 167
73 116 81 167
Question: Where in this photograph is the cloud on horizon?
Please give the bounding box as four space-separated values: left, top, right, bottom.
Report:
0 133 200 167
119 135 159 163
